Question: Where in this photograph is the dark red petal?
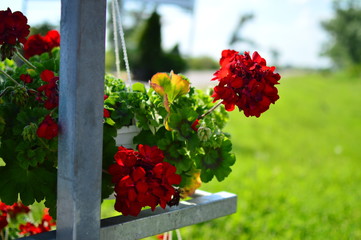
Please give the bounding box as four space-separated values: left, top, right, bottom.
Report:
40 70 55 82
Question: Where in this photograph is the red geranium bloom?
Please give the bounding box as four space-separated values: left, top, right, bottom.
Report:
114 146 138 167
0 8 29 45
44 30 60 49
39 208 56 231
7 202 30 218
23 30 60 59
19 222 42 235
37 115 58 140
108 144 181 216
103 95 111 118
0 201 32 232
138 144 164 165
19 209 55 236
0 212 8 231
212 50 281 117
0 8 30 60
103 109 111 118
20 73 33 83
37 70 59 110
191 119 200 131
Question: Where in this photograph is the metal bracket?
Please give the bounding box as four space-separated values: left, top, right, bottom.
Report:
20 190 237 240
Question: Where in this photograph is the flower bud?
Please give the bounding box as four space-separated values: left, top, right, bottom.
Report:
22 122 38 141
11 86 29 105
140 102 146 110
197 127 212 141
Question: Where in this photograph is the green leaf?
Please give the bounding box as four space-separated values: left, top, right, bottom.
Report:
0 162 56 209
150 71 190 108
200 169 214 182
133 129 157 146
0 158 5 167
132 82 146 93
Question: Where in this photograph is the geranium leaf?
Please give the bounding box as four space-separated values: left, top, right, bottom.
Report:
167 73 190 103
0 162 56 209
150 72 170 97
150 71 190 104
132 82 146 93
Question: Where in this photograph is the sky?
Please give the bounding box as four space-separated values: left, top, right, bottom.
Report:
0 0 334 68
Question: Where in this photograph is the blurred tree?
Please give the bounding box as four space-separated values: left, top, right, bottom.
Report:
132 10 163 80
229 13 255 48
30 22 57 36
321 0 361 69
132 11 187 81
107 3 187 80
187 56 218 70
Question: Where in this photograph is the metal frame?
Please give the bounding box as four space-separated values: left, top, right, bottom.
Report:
56 0 107 239
18 0 237 239
21 191 237 240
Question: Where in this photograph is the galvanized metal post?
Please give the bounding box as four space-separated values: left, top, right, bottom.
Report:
57 0 107 239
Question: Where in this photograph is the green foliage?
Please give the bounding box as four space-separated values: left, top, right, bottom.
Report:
321 0 361 69
0 50 61 217
1 47 233 220
129 79 234 186
0 50 143 216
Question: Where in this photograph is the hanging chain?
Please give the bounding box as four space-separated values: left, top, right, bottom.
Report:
111 0 121 78
112 0 132 84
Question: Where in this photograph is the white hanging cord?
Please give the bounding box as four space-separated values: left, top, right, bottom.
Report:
176 229 182 240
113 0 132 84
160 229 181 240
168 230 173 240
111 0 121 78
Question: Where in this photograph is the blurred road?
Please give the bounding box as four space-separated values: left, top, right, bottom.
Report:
185 70 217 89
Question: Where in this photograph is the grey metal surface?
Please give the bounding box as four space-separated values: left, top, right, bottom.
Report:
56 0 107 239
100 191 237 240
19 191 237 240
19 231 56 240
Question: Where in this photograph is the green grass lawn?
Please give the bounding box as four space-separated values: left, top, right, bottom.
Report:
102 72 361 239
178 72 361 239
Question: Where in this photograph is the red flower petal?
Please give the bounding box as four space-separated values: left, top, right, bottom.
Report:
40 70 55 82
212 50 281 117
36 115 58 140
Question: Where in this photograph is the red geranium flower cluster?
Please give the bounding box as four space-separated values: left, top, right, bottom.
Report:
0 201 30 231
0 8 30 60
212 50 281 117
103 95 111 118
24 30 60 59
37 69 59 110
35 69 59 140
37 115 58 140
108 144 182 216
19 208 55 236
20 73 33 83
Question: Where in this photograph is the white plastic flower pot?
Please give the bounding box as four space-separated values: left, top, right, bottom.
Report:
115 125 141 149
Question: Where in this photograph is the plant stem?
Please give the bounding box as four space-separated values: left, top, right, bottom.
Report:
199 101 223 119
0 86 14 98
15 50 37 69
38 138 57 152
0 69 21 86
